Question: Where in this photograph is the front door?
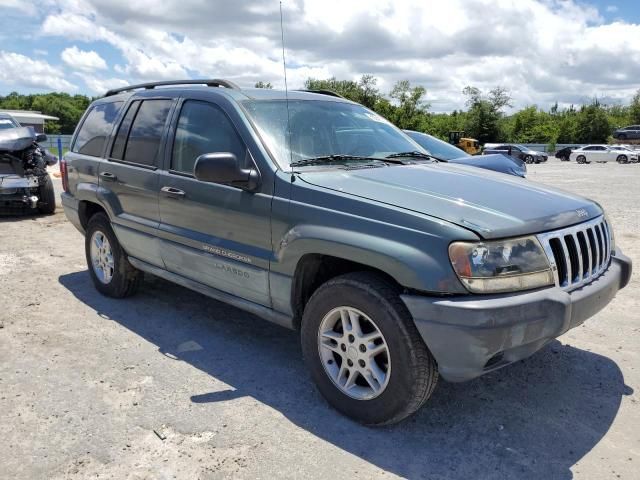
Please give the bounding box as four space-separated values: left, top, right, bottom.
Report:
157 99 272 306
99 98 175 267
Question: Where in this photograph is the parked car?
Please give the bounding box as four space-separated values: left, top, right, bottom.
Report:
484 144 548 164
0 112 21 130
61 80 632 425
569 145 639 164
403 130 527 177
0 124 58 214
555 146 575 161
609 145 640 163
612 125 640 140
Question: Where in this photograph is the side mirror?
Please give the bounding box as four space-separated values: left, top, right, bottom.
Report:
36 133 47 143
193 152 260 191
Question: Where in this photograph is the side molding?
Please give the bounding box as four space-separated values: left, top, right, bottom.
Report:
128 256 295 330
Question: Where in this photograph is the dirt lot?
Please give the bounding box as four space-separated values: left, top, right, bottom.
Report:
1 160 638 479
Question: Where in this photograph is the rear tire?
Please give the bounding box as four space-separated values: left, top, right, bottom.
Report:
618 133 627 140
300 272 438 426
37 174 56 214
85 212 142 298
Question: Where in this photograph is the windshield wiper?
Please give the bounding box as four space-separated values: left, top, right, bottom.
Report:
386 151 441 162
290 155 385 168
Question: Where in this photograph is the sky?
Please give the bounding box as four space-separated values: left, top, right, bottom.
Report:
0 0 639 112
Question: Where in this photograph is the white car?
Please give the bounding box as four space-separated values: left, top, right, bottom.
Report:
569 145 639 164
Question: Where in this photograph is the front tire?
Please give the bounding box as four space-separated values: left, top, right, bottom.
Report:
576 155 587 164
301 272 438 425
85 213 142 298
617 155 628 164
37 174 56 214
524 155 534 164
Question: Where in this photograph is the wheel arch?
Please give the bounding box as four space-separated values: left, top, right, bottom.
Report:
78 200 108 230
277 226 469 328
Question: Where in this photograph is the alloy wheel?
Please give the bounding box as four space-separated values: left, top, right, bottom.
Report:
90 230 114 284
317 306 391 400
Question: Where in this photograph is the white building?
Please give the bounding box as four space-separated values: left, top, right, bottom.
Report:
0 109 59 133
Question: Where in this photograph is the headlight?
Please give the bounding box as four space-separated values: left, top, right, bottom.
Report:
449 236 554 294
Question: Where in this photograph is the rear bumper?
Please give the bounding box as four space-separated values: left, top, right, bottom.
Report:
61 192 84 234
402 252 632 382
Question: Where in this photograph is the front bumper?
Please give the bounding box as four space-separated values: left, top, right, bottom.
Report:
401 252 632 382
0 174 40 213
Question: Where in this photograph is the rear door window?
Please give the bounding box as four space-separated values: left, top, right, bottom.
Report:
113 99 172 167
72 102 123 157
111 101 141 160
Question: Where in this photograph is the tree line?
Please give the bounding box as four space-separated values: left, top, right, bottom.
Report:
2 79 639 148
0 92 91 134
298 77 640 148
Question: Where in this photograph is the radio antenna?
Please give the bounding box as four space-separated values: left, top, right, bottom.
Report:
279 1 293 167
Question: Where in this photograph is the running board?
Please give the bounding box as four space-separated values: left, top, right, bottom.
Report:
128 256 294 330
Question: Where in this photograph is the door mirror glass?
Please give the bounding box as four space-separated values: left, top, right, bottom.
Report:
36 133 47 143
193 152 260 191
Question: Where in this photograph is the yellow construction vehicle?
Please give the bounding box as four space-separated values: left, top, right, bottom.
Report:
448 131 480 155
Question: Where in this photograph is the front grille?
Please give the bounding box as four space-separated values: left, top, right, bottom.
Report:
537 216 612 291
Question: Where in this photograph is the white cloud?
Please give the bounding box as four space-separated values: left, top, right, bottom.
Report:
0 0 37 15
0 50 76 91
606 5 619 13
61 46 107 71
12 0 640 111
74 73 128 94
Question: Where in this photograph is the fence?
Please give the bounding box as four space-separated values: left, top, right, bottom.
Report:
41 134 72 152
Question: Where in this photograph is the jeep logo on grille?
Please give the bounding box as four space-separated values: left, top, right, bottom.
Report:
576 208 589 218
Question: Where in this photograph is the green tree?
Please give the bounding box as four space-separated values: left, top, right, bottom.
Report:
254 81 273 89
304 75 383 110
0 92 90 134
630 89 640 124
461 86 512 143
387 80 429 130
575 101 611 143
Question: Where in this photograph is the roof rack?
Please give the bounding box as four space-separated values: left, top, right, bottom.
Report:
105 79 240 97
299 89 345 99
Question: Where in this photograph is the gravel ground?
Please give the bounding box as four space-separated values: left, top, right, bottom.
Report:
0 160 638 480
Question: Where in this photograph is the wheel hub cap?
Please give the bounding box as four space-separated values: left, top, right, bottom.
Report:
317 306 391 400
90 230 114 284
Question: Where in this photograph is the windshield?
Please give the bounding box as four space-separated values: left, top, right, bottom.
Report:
0 118 18 130
404 131 469 160
242 100 423 168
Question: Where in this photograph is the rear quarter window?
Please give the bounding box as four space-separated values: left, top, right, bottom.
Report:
72 102 123 157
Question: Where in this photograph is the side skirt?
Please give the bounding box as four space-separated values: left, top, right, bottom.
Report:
128 256 295 330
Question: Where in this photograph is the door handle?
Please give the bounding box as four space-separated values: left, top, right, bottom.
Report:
100 172 117 182
161 186 186 198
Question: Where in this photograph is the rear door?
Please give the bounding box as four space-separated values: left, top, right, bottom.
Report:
157 98 273 306
99 98 175 267
593 146 608 161
67 101 123 196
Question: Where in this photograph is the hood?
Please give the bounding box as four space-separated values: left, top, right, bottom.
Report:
0 126 36 152
524 148 545 155
298 163 602 239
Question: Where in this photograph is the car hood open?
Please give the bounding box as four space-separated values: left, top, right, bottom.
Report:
298 163 602 239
